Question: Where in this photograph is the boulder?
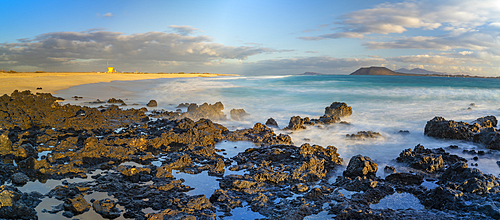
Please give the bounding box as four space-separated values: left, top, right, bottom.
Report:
265 118 279 128
93 199 121 219
396 144 465 173
230 109 248 121
325 102 352 118
473 127 500 150
284 116 313 130
182 102 226 121
107 98 126 106
64 194 91 214
146 100 158 107
424 116 498 141
11 173 29 186
343 155 378 178
346 131 382 139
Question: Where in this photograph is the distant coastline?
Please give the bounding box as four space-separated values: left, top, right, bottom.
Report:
349 67 500 79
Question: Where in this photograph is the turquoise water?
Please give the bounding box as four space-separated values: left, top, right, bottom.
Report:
58 75 500 174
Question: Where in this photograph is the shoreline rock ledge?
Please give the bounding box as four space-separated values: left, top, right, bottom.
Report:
424 116 500 150
285 102 352 130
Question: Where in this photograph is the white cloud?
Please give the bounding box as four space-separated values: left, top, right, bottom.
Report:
0 30 274 71
298 0 500 56
103 13 114 17
169 25 203 35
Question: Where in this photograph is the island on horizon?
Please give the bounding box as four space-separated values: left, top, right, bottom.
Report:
349 66 500 79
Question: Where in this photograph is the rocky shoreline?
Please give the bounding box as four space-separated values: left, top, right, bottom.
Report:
1 90 500 219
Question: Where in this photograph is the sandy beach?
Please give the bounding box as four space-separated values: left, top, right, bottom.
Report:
0 72 232 95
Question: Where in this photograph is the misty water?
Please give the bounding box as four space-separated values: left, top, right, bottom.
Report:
50 75 500 218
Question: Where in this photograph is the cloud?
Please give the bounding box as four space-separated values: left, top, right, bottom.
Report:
103 13 114 17
169 25 203 35
298 0 500 56
0 30 274 71
364 31 500 54
305 51 318 53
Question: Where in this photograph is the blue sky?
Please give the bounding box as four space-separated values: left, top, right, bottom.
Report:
1 0 499 75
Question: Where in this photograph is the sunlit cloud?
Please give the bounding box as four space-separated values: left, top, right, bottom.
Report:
0 30 274 71
168 25 203 35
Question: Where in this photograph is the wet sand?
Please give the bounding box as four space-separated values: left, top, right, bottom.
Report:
0 72 233 95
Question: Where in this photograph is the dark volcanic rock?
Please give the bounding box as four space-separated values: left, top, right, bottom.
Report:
424 116 498 142
93 199 121 219
343 155 378 178
11 172 29 185
230 108 248 121
385 173 424 185
146 100 157 107
265 118 279 128
182 102 226 121
325 102 352 118
284 116 313 130
64 194 91 214
473 127 500 150
438 161 499 194
0 185 41 220
346 131 382 139
107 98 126 106
396 144 466 173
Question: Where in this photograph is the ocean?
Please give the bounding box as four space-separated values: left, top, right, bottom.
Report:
57 74 500 176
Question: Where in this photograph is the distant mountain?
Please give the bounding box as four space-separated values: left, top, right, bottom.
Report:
395 68 446 75
301 72 324 75
350 67 407 76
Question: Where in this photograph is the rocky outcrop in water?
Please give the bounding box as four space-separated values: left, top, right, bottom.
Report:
182 102 226 121
284 102 349 130
425 116 500 150
346 131 382 139
325 102 352 118
265 118 279 128
146 100 157 107
230 108 247 121
396 144 467 173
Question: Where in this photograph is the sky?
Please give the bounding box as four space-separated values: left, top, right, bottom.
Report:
1 0 500 76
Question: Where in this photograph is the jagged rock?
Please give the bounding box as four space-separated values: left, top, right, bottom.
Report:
107 98 126 106
325 102 352 118
313 115 340 125
384 166 396 174
385 173 424 185
230 108 248 120
209 189 242 212
438 161 499 194
182 102 226 121
147 100 158 107
265 118 279 128
473 127 500 150
346 131 382 139
92 199 121 219
64 194 90 214
396 144 466 173
284 116 313 130
0 185 41 219
11 173 29 186
343 155 378 178
420 186 464 210
424 116 498 141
